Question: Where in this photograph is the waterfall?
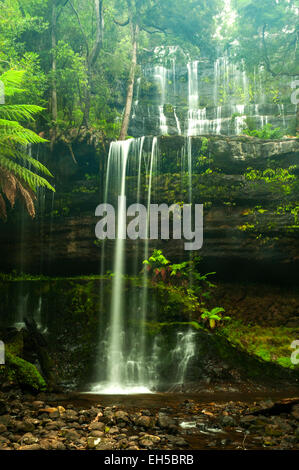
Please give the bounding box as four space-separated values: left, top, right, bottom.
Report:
91 135 201 394
234 104 246 134
187 61 199 136
174 108 182 135
154 66 168 135
132 48 291 137
93 138 160 394
140 137 158 370
94 140 141 393
132 77 141 120
171 331 197 386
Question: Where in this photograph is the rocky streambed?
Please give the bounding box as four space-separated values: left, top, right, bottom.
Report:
0 390 299 451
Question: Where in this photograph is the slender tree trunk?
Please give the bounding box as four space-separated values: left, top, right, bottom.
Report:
51 1 58 149
296 105 299 135
83 0 104 127
83 72 91 127
119 24 139 141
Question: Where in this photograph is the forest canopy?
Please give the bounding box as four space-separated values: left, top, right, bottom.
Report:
0 0 298 142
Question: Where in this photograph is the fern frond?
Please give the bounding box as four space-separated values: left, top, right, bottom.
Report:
0 123 47 145
0 158 55 192
1 144 53 178
0 70 26 87
16 180 36 218
0 70 27 97
0 105 45 122
0 168 17 207
0 69 54 219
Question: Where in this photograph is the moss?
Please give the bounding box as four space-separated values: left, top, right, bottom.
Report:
6 332 23 356
145 320 204 336
221 320 299 370
4 351 47 392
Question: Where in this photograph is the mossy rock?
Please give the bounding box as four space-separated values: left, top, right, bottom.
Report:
3 351 47 392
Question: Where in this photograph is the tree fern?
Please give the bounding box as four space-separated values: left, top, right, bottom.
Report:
0 70 54 220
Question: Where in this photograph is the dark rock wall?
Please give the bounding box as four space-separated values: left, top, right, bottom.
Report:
0 135 298 283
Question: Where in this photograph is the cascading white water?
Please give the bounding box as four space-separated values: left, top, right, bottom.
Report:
154 66 168 135
14 294 28 330
140 137 157 373
187 61 199 136
171 331 197 385
106 140 131 389
234 104 246 134
174 108 182 135
134 49 292 137
92 138 159 394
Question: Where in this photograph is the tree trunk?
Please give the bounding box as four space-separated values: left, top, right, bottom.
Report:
51 1 58 149
83 0 104 127
296 105 299 135
119 24 139 141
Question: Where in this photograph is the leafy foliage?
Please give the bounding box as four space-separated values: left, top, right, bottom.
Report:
243 123 284 139
143 249 223 325
200 307 231 330
0 70 54 220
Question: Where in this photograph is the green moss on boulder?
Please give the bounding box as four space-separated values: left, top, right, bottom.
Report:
4 351 47 392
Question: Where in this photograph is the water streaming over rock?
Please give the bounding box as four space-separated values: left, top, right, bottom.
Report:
92 138 159 393
130 47 295 137
91 134 200 394
171 331 197 386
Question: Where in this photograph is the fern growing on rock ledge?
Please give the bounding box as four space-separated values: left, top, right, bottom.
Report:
0 70 54 220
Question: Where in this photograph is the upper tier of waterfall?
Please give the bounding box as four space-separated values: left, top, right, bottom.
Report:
130 47 296 138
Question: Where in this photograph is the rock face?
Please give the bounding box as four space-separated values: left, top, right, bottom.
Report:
128 50 297 137
0 135 298 282
0 279 298 389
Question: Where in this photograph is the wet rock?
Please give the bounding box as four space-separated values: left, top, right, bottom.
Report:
0 401 9 416
14 419 35 433
32 401 44 410
0 424 7 433
39 439 66 450
172 437 188 447
18 444 41 450
136 416 153 429
265 424 284 437
221 439 231 446
0 415 11 426
114 410 129 423
103 409 115 423
89 421 105 431
87 436 102 449
291 405 299 420
158 414 176 430
107 426 119 435
90 430 104 438
116 439 128 449
239 415 258 427
61 428 81 442
65 410 78 421
220 415 236 427
19 433 39 445
95 438 116 450
0 436 11 447
139 438 154 449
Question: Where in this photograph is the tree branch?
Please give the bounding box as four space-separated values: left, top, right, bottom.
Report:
56 0 71 21
89 0 104 68
141 26 167 35
113 18 130 27
69 1 90 56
